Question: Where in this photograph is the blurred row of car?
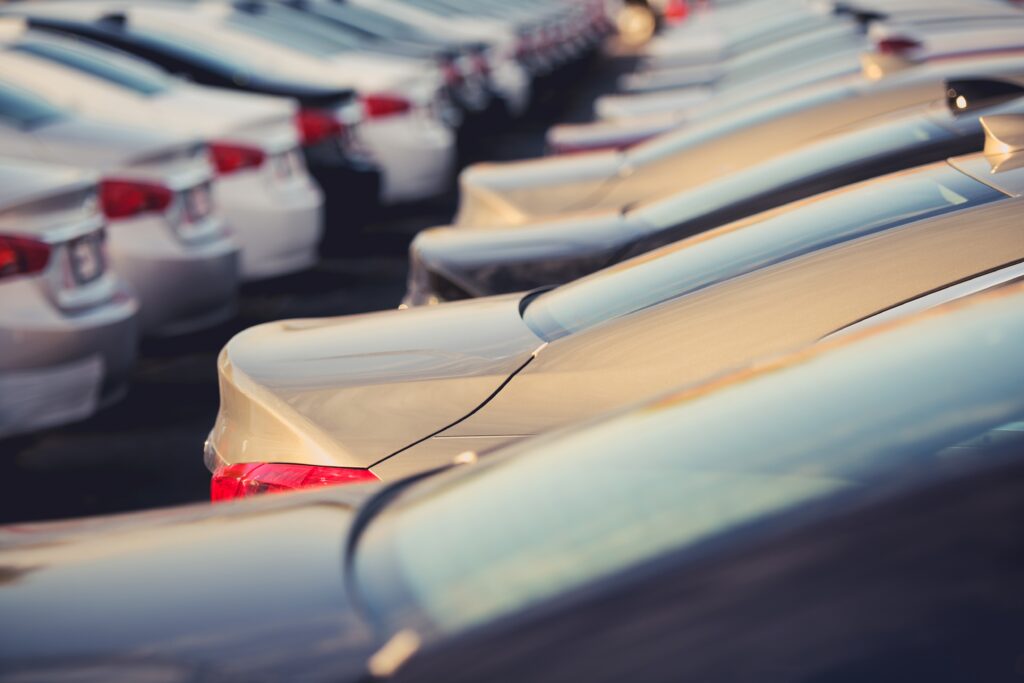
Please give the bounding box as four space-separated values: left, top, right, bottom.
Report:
4 0 1024 681
0 0 609 438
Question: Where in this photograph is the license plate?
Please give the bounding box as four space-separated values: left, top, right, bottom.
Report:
185 184 212 222
67 233 104 286
272 153 294 180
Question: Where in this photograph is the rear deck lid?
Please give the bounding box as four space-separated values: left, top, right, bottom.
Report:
211 294 545 469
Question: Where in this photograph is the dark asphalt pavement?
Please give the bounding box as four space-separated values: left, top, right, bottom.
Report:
0 52 635 524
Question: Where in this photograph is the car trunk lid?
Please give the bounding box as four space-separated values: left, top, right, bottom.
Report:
209 293 545 470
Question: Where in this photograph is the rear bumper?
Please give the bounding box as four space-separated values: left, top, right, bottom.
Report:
0 285 138 439
362 115 456 205
217 174 324 281
107 217 241 337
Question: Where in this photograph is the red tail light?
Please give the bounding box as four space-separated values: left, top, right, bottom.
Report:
0 235 50 280
295 108 344 147
209 142 266 175
99 179 173 220
211 462 380 502
664 0 690 23
363 93 412 119
877 36 923 56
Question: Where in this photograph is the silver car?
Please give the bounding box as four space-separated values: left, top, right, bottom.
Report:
0 159 138 439
0 80 240 337
205 116 1024 490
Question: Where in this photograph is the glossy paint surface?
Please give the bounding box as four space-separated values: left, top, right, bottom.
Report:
0 486 380 682
454 55 1024 227
210 294 544 470
410 100 1019 302
439 196 1024 439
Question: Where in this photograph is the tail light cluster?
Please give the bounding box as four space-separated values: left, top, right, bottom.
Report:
99 179 173 220
0 235 50 281
664 0 690 24
211 461 379 502
876 36 923 56
209 142 266 175
295 108 344 147
363 93 412 119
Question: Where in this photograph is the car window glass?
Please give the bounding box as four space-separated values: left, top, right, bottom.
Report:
0 81 67 128
523 165 1002 341
323 4 420 39
132 26 259 77
226 7 368 55
12 40 171 96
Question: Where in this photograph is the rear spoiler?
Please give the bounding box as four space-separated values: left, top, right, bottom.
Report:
256 81 358 110
832 2 886 29
981 114 1024 156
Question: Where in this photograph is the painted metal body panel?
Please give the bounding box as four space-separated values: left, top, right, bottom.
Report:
209 294 544 469
0 488 379 682
224 161 1024 478
0 160 140 438
393 197 1024 472
454 56 1024 227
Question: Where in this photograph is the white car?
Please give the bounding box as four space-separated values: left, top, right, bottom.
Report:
639 0 840 67
0 80 240 337
547 18 1024 153
0 28 324 281
21 0 457 205
0 159 138 439
597 18 1024 122
457 54 1024 227
347 0 534 115
639 0 1016 68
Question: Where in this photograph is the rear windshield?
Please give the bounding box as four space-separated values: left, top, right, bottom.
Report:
403 0 460 18
226 8 365 56
131 26 262 77
0 81 67 128
523 164 1003 341
315 3 422 40
11 39 171 96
